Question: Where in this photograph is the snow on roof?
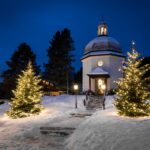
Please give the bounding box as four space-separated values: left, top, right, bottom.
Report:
84 36 122 53
81 50 125 60
88 67 109 76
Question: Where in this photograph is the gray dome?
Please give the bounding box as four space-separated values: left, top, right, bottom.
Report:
84 36 122 54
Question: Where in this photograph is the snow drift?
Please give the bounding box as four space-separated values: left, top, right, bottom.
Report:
66 96 150 150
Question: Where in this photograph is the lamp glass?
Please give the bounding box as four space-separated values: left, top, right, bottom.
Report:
74 84 78 90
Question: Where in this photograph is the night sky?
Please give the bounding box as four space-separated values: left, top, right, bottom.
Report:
0 0 150 72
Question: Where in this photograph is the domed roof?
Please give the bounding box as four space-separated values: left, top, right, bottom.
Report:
84 36 122 54
84 21 122 54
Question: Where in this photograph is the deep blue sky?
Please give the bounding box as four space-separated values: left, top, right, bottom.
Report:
0 0 150 72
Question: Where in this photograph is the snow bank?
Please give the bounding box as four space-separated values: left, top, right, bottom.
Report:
42 94 85 108
0 95 87 150
1 95 150 150
66 96 150 150
0 95 86 127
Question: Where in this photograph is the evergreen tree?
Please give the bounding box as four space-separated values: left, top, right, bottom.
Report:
74 67 82 91
2 42 40 98
115 42 150 117
7 62 43 119
44 31 64 89
44 28 74 91
61 28 75 93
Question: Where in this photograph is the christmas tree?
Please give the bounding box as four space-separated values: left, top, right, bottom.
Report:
2 42 40 98
7 61 43 118
115 41 150 117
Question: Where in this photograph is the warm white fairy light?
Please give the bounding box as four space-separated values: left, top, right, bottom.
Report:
114 41 150 117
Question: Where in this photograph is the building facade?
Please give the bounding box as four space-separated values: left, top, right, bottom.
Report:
81 22 125 94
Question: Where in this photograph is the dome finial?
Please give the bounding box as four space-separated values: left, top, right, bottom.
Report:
98 18 108 36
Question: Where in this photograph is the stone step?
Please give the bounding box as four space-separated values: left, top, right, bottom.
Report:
40 127 76 136
86 96 104 110
70 113 92 117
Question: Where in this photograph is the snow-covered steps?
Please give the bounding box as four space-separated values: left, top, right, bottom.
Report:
86 95 105 110
70 113 92 118
40 127 76 136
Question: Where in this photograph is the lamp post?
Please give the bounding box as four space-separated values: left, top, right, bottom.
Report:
101 84 106 110
73 84 79 109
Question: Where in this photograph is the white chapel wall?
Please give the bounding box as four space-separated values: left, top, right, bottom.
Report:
109 55 124 89
82 55 124 92
82 57 92 91
90 55 110 72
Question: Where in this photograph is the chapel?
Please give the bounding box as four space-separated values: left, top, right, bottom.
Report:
81 21 125 94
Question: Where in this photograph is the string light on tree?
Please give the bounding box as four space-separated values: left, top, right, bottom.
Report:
115 41 150 117
7 61 44 119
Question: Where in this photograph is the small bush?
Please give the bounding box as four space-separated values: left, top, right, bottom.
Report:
107 89 116 95
0 101 4 105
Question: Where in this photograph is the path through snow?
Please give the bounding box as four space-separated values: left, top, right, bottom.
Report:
0 95 95 150
1 95 150 150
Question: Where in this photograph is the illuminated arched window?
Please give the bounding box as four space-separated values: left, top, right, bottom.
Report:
98 23 108 36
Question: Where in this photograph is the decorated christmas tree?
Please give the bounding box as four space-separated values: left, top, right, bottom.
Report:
7 61 43 118
115 41 150 117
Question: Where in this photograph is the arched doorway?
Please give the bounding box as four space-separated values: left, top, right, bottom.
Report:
87 66 110 95
88 75 109 95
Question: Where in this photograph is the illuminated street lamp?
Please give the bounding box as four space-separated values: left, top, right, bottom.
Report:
73 84 79 109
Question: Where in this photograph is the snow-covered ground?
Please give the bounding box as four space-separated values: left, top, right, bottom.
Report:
0 95 150 150
0 95 88 150
66 96 150 150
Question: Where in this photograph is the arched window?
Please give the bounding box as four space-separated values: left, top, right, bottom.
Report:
98 23 108 36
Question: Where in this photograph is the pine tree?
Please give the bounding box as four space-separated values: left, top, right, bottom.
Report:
44 31 63 88
7 62 43 119
115 41 150 117
61 28 75 93
44 28 74 91
74 67 82 91
2 42 40 98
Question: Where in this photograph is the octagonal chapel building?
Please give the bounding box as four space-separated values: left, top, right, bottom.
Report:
81 21 125 94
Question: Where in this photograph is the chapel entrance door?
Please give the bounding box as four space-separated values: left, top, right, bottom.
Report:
95 78 106 95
